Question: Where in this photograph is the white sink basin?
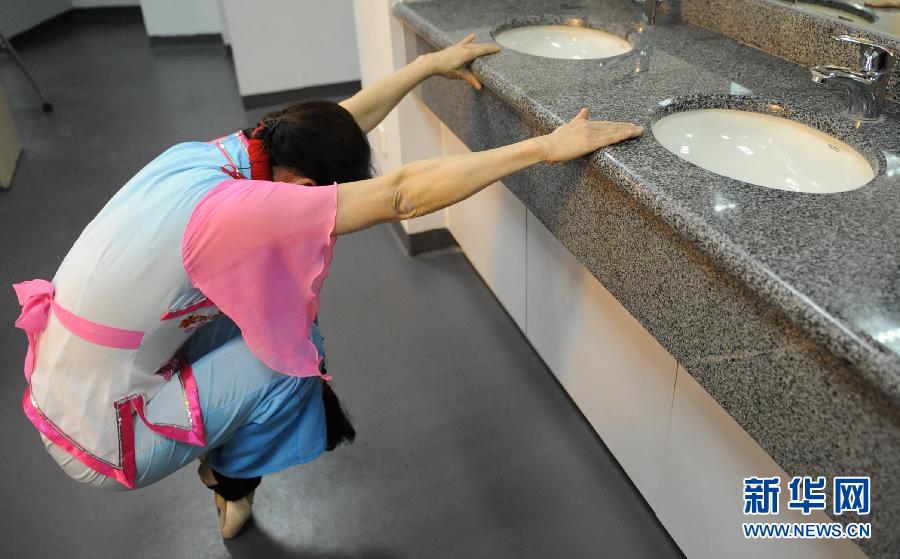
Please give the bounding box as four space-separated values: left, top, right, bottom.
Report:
652 109 875 193
795 1 875 25
494 24 632 60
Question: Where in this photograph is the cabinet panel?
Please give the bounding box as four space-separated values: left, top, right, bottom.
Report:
525 211 676 506
658 366 866 559
442 126 527 330
356 2 446 234
396 96 446 234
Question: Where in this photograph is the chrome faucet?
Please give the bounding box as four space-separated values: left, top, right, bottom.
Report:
634 0 662 24
811 35 895 121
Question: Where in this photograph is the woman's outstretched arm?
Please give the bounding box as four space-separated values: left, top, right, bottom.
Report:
340 34 499 134
334 109 643 235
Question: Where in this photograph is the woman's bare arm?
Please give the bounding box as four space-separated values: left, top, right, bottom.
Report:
334 109 643 235
340 34 499 134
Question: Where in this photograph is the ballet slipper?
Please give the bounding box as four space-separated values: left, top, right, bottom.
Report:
215 490 255 539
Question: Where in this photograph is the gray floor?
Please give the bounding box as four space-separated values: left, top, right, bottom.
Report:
0 12 683 559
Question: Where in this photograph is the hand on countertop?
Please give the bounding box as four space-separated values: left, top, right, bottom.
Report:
864 0 900 7
538 108 643 163
424 33 500 90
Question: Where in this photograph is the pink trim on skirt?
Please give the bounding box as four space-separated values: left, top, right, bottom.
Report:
130 364 205 446
13 279 206 489
22 365 205 490
24 387 138 489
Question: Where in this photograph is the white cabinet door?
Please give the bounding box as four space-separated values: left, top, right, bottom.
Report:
525 211 677 507
442 126 527 330
658 365 866 559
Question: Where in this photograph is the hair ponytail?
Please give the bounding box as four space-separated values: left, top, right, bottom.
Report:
244 100 372 185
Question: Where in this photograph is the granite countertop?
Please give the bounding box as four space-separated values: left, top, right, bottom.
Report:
394 0 900 409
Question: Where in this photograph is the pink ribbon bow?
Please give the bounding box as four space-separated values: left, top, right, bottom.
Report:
13 279 55 382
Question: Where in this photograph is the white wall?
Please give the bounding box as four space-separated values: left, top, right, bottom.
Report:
353 0 398 175
222 0 360 96
216 0 229 45
352 0 445 234
352 4 391 96
0 0 70 37
139 0 222 37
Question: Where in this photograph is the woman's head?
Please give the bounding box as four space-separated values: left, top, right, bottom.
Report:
247 100 373 185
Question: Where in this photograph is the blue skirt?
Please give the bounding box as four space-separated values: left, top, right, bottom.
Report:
133 314 329 485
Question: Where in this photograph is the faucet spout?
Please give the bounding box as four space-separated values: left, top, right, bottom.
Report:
811 65 869 85
809 36 894 121
811 65 882 120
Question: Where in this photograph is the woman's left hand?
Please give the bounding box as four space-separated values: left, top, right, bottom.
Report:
425 33 501 90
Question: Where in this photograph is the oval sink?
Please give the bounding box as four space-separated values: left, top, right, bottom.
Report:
652 109 875 193
494 24 632 60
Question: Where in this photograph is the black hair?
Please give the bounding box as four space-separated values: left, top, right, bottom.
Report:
245 100 373 185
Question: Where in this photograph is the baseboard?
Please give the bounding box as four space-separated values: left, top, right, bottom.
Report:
241 80 361 109
148 34 224 46
390 223 458 257
8 7 141 46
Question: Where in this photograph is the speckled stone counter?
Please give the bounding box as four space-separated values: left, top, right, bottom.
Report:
394 1 900 557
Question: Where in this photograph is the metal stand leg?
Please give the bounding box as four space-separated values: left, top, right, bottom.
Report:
0 29 53 112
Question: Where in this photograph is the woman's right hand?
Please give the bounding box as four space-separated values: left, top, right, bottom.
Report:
538 108 643 163
336 109 643 235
